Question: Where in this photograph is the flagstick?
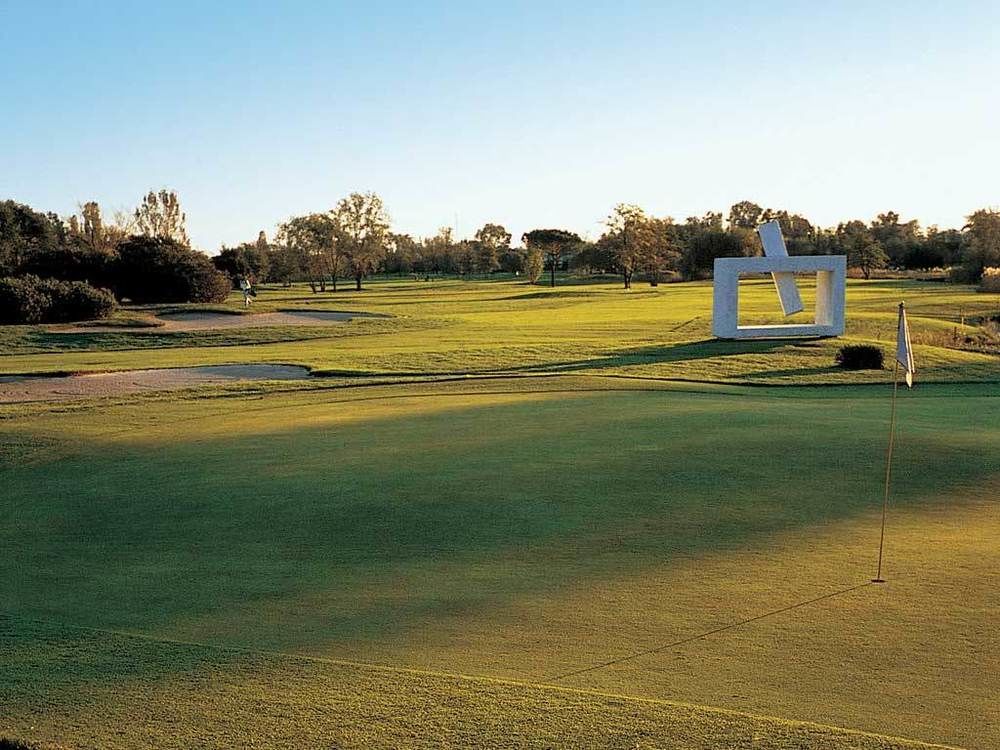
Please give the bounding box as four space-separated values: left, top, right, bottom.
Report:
873 353 900 583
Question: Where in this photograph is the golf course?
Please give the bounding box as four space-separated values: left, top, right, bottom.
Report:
2 277 998 749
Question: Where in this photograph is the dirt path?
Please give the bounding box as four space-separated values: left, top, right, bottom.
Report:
0 365 312 403
63 309 386 333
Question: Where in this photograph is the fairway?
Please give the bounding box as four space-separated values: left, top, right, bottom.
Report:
2 308 998 750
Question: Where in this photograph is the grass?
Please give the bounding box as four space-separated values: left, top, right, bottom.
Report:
1 277 997 748
2 616 955 750
1 377 997 748
0 277 998 384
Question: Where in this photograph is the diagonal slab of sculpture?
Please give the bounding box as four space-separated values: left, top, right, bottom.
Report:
712 221 846 339
757 220 804 315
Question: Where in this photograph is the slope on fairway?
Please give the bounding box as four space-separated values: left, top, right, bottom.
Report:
2 377 997 748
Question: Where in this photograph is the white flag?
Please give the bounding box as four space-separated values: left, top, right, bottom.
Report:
896 304 915 387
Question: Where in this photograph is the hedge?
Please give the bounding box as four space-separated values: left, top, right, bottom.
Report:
0 275 116 324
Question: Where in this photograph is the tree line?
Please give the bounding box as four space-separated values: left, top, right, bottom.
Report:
224 197 1000 292
2 190 999 323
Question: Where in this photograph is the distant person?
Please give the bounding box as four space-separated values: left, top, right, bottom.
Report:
239 277 254 307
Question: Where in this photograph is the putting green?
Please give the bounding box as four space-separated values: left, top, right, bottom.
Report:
2 377 997 748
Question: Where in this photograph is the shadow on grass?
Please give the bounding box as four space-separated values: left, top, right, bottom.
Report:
3 387 996 686
741 366 844 381
505 339 802 374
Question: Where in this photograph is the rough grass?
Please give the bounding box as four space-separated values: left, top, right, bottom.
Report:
1 378 997 748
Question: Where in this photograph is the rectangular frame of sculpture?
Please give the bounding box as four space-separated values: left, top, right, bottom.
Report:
712 255 846 339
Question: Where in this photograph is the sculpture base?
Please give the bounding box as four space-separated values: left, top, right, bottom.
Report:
717 323 841 340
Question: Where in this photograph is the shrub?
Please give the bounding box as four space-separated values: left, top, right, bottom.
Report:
114 236 231 303
39 277 116 322
0 275 51 324
0 275 115 324
979 267 1000 293
836 344 884 370
949 264 980 284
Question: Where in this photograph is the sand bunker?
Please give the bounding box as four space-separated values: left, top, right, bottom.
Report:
66 309 385 333
0 365 312 403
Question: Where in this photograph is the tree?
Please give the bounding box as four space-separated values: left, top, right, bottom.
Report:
277 213 339 292
642 217 681 286
728 226 759 257
18 240 112 287
760 208 818 255
74 202 104 251
113 236 230 303
522 247 544 282
134 190 190 246
0 200 63 276
473 223 510 276
870 211 922 268
521 228 581 287
67 201 131 254
917 227 963 269
602 204 647 289
452 240 477 276
848 236 888 280
960 209 1000 282
728 200 764 230
602 206 680 288
213 238 270 286
422 227 455 274
331 192 390 291
266 242 306 286
676 215 742 281
838 220 887 279
499 247 525 274
572 240 615 275
384 233 418 275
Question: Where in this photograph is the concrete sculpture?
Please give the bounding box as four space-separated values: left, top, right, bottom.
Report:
712 220 846 339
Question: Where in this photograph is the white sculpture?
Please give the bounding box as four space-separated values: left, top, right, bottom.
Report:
712 220 846 339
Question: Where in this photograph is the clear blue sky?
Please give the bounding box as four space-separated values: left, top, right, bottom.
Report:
2 1 997 251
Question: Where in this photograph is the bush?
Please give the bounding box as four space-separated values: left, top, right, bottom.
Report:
114 236 231 304
0 275 115 324
0 275 51 323
835 344 884 370
979 267 1000 293
949 264 980 284
40 277 116 322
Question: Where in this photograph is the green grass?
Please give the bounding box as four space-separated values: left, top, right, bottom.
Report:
1 277 998 384
2 278 997 748
2 616 953 750
2 377 997 748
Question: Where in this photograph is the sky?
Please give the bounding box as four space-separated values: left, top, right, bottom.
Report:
1 1 997 251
